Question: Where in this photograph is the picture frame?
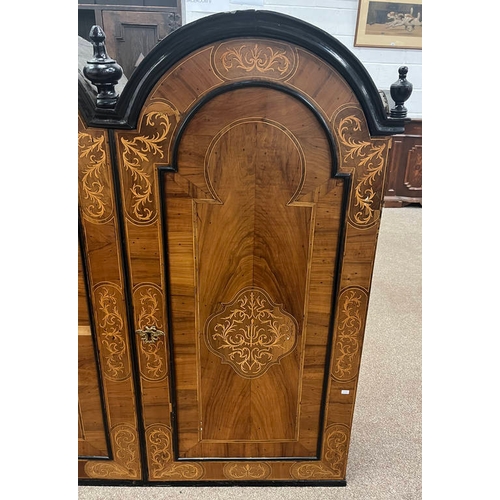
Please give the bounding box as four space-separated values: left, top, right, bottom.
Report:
354 0 422 50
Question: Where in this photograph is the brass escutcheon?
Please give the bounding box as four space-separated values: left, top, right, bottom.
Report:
136 325 165 343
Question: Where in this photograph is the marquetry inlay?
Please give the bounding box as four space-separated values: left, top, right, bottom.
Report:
94 284 129 380
84 424 140 479
223 462 271 480
291 424 350 479
78 129 114 224
134 285 167 380
212 40 297 81
335 111 388 227
146 425 204 480
205 287 298 379
118 102 180 224
332 287 369 381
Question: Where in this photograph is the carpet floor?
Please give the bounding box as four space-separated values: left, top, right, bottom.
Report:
78 206 422 500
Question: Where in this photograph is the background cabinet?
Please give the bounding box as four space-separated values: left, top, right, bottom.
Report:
78 1 182 78
384 119 422 207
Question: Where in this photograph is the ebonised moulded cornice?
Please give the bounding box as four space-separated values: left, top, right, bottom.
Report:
78 10 409 135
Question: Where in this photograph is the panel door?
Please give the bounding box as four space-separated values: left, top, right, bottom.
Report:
78 118 142 481
166 86 342 461
112 37 391 482
102 10 181 78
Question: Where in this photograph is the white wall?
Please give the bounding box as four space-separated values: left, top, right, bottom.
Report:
183 0 422 119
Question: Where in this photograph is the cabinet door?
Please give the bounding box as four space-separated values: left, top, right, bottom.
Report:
78 118 142 481
113 38 391 483
102 10 180 78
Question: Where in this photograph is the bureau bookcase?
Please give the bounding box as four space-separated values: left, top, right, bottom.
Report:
78 10 411 486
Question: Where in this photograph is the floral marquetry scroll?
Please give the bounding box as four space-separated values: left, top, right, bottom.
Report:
133 284 168 381
212 40 297 81
146 425 204 480
334 106 391 228
84 424 141 480
78 122 114 224
332 287 369 382
291 425 350 480
93 283 130 381
204 287 298 379
118 101 180 224
223 462 271 480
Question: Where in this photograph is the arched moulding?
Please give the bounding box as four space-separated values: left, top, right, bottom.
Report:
79 11 408 136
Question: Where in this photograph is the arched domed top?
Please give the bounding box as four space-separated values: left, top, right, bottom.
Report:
79 10 408 135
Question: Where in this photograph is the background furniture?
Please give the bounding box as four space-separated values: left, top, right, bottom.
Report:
78 1 182 78
78 10 412 486
384 119 422 207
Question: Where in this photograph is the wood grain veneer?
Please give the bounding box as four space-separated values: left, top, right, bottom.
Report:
78 11 408 485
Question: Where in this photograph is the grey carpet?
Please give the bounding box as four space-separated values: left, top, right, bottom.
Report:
78 206 422 499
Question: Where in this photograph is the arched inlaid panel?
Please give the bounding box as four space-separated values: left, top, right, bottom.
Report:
163 85 343 459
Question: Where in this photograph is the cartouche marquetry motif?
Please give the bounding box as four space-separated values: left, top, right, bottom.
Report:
134 285 167 380
332 288 369 381
335 110 389 227
119 103 180 224
212 40 296 81
223 462 271 480
94 284 130 380
84 424 141 479
146 425 204 480
78 128 113 224
205 287 298 379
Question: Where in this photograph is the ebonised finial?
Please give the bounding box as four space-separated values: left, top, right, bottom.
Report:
83 25 123 109
389 66 413 119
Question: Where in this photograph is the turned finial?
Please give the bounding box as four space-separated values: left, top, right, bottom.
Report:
390 66 413 119
83 25 123 109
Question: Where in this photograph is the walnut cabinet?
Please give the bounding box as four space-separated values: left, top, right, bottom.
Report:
78 11 411 486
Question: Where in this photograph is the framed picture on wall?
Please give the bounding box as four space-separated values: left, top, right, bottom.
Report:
354 0 422 49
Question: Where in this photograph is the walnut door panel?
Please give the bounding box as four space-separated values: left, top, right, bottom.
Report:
167 87 343 460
